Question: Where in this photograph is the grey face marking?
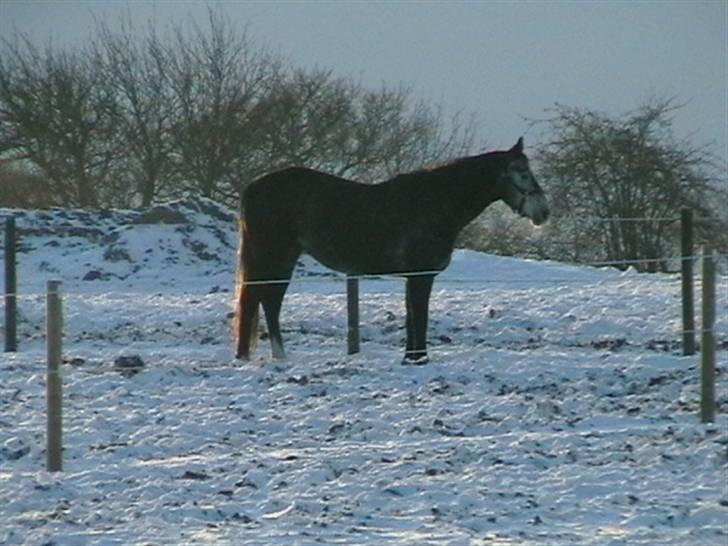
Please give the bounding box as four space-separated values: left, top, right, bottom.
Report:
501 159 549 226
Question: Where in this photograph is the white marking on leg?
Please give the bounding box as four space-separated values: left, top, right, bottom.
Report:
271 338 286 360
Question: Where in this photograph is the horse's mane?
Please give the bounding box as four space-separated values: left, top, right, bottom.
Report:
385 150 505 186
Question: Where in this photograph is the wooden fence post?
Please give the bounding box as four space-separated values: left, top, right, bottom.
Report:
347 276 360 355
46 280 63 472
4 216 17 352
700 248 716 424
681 208 695 355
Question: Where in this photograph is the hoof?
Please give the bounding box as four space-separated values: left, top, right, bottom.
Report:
402 354 429 366
270 337 286 361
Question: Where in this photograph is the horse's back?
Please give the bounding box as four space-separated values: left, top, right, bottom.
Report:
242 167 407 273
243 167 365 214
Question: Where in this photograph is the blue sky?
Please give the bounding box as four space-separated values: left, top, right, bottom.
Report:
1 0 726 163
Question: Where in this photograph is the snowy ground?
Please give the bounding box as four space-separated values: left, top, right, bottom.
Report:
1 200 726 545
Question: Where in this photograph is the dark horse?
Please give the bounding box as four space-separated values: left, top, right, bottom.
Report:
235 138 548 363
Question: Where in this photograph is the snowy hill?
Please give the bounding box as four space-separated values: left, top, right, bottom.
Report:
1 200 726 545
3 199 239 293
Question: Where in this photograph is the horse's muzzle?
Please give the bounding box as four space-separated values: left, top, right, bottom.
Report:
521 191 549 226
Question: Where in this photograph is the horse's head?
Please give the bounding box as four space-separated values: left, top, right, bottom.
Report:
497 137 549 226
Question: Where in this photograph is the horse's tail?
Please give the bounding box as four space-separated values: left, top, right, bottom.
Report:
234 218 258 359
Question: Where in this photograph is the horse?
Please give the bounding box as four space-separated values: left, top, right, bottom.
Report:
234 137 548 364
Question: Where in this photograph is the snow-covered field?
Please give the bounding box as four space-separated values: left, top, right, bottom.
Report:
1 200 726 545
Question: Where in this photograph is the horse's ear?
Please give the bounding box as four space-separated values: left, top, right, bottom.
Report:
510 137 524 154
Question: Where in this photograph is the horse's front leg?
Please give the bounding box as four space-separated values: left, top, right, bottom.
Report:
403 274 434 364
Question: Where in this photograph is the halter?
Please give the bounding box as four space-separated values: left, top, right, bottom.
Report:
512 180 541 216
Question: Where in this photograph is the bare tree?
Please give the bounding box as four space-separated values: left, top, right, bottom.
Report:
0 10 477 209
350 85 477 181
165 8 281 202
250 67 477 184
92 17 177 206
0 160 55 208
248 68 357 175
0 35 119 207
534 98 727 270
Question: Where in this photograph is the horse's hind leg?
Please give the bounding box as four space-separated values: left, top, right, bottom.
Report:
235 218 262 361
260 252 298 360
261 283 288 360
235 283 260 360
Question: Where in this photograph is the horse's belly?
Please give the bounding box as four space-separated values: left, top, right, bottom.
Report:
304 241 397 275
301 231 450 277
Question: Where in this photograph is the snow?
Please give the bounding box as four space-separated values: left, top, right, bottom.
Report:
1 199 726 545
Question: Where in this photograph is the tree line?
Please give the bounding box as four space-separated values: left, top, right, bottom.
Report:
1 11 725 270
0 10 475 209
461 99 727 270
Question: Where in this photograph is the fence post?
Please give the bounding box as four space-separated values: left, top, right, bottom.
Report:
347 276 360 355
46 280 63 472
681 208 695 355
4 216 17 352
700 248 716 424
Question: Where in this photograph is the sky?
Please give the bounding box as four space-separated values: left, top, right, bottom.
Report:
1 0 726 163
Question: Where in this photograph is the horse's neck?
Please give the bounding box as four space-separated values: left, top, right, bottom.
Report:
429 158 503 229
